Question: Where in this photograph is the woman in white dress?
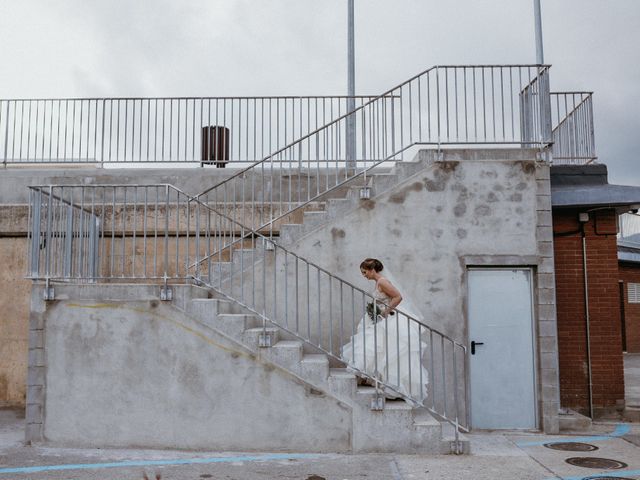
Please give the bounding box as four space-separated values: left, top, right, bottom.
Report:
341 258 428 402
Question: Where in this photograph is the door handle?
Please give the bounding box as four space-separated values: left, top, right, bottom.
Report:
471 340 485 355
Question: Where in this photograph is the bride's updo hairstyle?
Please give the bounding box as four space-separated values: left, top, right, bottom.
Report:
360 258 383 272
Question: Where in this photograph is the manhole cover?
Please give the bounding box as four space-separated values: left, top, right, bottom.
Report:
565 457 628 469
581 477 633 480
544 442 599 451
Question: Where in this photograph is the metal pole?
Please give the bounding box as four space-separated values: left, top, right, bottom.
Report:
347 0 356 168
534 0 544 64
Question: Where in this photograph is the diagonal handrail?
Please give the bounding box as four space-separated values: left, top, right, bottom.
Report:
27 182 469 439
550 92 596 163
185 186 471 435
194 65 553 238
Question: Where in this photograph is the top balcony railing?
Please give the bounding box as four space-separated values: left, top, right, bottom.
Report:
1 65 560 168
0 96 380 166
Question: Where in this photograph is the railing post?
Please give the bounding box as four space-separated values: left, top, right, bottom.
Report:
29 188 42 277
63 203 73 278
2 100 9 167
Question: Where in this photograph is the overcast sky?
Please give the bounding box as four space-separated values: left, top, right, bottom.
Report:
2 0 638 184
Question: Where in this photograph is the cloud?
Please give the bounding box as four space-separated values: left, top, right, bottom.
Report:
1 0 639 182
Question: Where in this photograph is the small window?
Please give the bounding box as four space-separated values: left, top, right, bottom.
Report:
628 283 640 303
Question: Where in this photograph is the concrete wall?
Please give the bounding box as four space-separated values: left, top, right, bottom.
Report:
27 283 352 451
273 149 560 431
0 237 30 407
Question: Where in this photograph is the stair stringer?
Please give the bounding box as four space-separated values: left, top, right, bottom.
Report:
177 286 450 454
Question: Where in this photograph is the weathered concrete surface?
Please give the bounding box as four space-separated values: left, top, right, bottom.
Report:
34 285 352 452
0 167 365 204
0 237 30 407
289 149 540 340
3 409 640 480
271 149 559 432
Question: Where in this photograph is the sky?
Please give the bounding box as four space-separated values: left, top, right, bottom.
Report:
1 0 639 184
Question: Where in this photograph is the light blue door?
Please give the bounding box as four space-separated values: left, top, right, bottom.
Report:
468 269 537 429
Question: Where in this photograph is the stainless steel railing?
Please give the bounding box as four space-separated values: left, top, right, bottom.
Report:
196 65 553 235
550 92 596 164
619 212 640 243
1 96 379 165
27 183 469 433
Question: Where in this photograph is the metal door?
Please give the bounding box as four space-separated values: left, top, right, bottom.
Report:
468 268 537 429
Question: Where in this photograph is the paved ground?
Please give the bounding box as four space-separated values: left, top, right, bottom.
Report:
1 355 638 479
1 408 640 480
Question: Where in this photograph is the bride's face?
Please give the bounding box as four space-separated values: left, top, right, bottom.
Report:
360 268 375 280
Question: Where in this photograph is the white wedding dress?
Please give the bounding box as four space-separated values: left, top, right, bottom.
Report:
341 277 429 401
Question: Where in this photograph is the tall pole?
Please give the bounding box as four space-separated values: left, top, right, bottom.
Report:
347 0 356 168
534 0 544 64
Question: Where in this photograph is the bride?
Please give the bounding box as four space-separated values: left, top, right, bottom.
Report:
341 258 428 402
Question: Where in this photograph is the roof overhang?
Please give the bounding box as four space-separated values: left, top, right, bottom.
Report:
551 164 640 210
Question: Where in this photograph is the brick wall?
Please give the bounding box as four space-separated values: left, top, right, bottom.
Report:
553 208 625 417
619 262 640 353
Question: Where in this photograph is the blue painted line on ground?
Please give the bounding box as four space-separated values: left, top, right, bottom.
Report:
516 423 631 447
0 453 321 475
546 468 640 480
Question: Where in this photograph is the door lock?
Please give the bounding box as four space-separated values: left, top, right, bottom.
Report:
471 340 485 355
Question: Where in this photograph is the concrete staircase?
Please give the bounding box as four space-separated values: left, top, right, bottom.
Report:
203 154 431 287
278 156 429 246
179 287 465 454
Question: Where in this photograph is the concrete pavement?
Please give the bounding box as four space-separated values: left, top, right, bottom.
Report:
2 408 640 480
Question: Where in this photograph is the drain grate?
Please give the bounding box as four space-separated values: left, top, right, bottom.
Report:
544 442 599 452
565 457 628 469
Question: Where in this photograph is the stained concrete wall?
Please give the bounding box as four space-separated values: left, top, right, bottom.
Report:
291 150 540 338
0 237 30 407
28 283 352 451
238 149 560 432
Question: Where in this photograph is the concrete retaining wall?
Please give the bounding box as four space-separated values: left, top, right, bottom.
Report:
28 284 352 451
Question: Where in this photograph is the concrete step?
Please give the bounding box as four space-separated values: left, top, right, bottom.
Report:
369 173 400 195
326 197 356 217
394 160 425 179
215 313 257 339
302 210 328 228
266 340 304 366
558 408 592 432
352 400 441 454
300 354 330 383
438 419 471 454
279 223 303 244
328 368 357 399
243 327 279 348
186 298 233 326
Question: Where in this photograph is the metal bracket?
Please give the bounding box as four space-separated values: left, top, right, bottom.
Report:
258 333 272 348
43 286 55 301
160 287 173 301
263 238 275 251
359 186 371 199
450 440 464 455
370 394 385 411
436 151 445 162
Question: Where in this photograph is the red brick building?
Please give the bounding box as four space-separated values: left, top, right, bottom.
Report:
618 232 640 353
551 164 640 418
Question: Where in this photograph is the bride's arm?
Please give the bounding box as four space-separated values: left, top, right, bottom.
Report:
377 278 402 317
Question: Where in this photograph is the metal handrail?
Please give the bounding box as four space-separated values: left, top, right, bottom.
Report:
27 183 469 435
1 96 381 165
550 92 596 164
197 64 551 197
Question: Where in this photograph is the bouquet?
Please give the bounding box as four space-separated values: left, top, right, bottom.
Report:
366 302 383 323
